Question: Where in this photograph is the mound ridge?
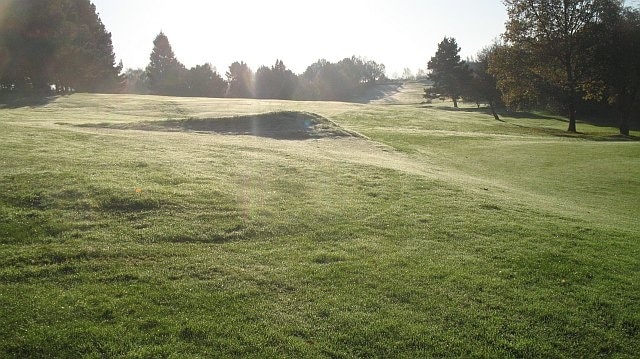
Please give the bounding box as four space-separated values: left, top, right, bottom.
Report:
78 111 360 140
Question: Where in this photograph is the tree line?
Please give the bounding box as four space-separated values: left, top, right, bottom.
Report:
0 0 387 102
426 0 640 135
134 32 388 101
3 0 636 130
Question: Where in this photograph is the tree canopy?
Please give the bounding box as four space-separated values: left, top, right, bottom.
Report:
185 63 227 98
225 61 253 98
467 45 503 120
136 47 388 101
299 56 387 101
492 0 618 132
0 2 389 103
255 60 297 100
485 0 640 134
146 32 186 96
426 37 471 108
144 33 227 98
582 3 640 135
0 0 123 94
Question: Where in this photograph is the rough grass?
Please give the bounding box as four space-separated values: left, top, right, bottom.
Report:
0 84 638 357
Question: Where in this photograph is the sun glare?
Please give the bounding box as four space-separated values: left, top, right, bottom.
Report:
91 0 507 76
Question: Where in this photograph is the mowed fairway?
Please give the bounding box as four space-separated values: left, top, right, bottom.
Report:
1 83 639 357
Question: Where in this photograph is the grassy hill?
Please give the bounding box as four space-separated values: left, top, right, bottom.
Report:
1 84 638 357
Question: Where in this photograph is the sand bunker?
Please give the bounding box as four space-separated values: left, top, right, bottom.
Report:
78 111 359 140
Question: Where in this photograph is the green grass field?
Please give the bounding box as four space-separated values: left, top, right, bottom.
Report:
1 83 639 357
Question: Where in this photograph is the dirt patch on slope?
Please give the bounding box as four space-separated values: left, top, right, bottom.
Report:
75 111 360 140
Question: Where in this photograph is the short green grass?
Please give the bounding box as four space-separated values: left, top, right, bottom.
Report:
1 84 639 357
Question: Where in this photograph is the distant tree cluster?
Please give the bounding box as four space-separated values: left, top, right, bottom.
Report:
225 61 252 98
401 68 427 81
424 0 639 134
297 57 387 101
0 0 123 94
255 60 297 100
144 32 226 98
124 33 388 102
424 37 501 118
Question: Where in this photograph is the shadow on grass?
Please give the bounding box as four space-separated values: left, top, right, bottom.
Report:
0 95 57 109
527 127 640 142
74 111 362 140
504 112 639 141
420 104 638 141
423 105 563 121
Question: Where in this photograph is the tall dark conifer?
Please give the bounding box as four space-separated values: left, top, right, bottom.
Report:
0 0 122 94
54 0 123 92
146 32 186 96
426 37 471 108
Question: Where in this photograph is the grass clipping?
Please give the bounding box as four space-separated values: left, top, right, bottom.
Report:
79 111 360 140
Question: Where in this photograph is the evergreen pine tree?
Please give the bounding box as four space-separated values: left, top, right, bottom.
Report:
146 32 186 96
54 0 123 92
0 0 122 94
427 37 471 108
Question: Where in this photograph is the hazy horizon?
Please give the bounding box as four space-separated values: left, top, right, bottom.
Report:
92 0 509 77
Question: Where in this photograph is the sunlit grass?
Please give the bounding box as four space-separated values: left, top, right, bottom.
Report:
1 84 638 357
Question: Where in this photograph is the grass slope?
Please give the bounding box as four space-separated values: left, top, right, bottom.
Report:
1 85 639 357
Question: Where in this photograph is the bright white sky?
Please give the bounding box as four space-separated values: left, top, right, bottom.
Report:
92 0 509 77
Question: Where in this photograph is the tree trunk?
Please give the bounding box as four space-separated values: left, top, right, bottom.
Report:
489 100 500 121
565 56 577 133
620 89 639 136
567 100 577 132
619 123 630 136
619 114 630 136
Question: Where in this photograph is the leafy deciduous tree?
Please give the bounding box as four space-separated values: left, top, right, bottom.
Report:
583 2 640 135
186 63 227 98
362 59 386 84
298 56 387 101
497 0 614 132
402 68 414 80
468 45 503 120
255 60 297 100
